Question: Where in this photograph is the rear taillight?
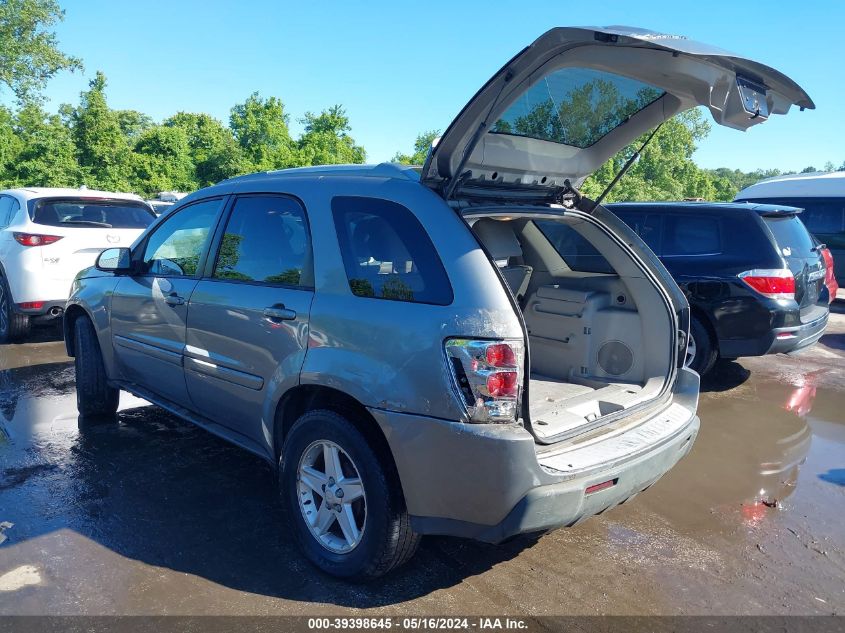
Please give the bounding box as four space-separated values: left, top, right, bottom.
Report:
739 269 795 300
13 232 63 247
445 338 524 423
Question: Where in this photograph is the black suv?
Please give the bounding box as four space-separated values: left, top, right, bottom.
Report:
605 202 830 375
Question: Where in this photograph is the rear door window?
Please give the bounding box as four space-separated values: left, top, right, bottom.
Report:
662 215 721 256
764 215 816 257
32 199 155 229
799 201 845 234
740 197 845 236
534 220 615 273
611 210 663 253
213 195 313 288
332 196 453 305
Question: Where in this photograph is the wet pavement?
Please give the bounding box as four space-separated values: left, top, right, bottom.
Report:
0 310 843 615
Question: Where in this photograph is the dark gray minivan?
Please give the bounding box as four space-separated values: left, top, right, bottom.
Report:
64 27 812 579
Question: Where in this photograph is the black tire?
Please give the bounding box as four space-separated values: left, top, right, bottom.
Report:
281 409 420 580
74 316 119 419
687 314 717 376
0 277 31 343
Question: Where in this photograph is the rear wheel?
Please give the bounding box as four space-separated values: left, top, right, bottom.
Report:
281 409 420 580
0 278 31 343
74 316 119 419
686 315 717 376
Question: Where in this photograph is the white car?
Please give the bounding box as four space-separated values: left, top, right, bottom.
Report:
0 188 156 342
735 171 845 285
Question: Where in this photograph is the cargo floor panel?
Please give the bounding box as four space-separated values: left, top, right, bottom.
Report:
529 374 645 442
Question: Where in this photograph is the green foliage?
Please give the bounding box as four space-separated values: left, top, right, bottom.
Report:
10 99 80 186
392 130 438 165
581 110 724 202
0 0 82 101
494 82 662 149
65 72 132 190
164 112 245 186
229 92 298 171
130 124 197 196
1 72 368 196
298 105 365 166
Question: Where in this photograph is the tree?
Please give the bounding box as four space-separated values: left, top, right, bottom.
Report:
392 130 438 165
116 110 153 142
129 124 197 197
9 99 81 186
229 92 298 171
298 105 365 165
581 109 719 202
65 71 132 190
0 105 23 187
164 112 246 186
0 0 81 101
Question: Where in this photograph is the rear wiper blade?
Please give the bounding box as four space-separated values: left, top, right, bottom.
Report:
811 243 826 252
60 220 113 228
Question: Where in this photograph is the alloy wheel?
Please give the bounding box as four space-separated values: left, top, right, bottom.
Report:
685 332 697 367
296 440 367 553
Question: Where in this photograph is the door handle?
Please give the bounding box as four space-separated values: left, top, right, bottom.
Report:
263 305 296 321
164 293 185 306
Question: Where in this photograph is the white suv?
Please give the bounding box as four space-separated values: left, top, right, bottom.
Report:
0 188 156 342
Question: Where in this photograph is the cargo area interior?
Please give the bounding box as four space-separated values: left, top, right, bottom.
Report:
469 214 674 443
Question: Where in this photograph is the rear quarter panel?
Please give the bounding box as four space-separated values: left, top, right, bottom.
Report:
271 175 523 423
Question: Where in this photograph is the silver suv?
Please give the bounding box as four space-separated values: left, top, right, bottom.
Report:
65 27 812 579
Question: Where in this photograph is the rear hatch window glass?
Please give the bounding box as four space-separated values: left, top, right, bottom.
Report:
332 196 453 305
32 199 155 229
492 68 665 148
534 220 614 273
764 215 817 257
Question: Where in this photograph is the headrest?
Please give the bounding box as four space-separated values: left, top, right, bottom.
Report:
472 219 523 259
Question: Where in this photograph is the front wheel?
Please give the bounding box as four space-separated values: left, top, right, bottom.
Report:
281 410 419 580
74 316 119 419
686 315 717 376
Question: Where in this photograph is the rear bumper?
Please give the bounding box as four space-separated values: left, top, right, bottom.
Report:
370 368 700 543
720 311 829 357
769 312 829 354
7 265 75 310
13 299 65 319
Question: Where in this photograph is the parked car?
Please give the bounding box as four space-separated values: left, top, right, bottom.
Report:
607 202 830 375
820 246 839 300
146 191 188 216
0 188 156 342
64 26 811 579
735 171 845 286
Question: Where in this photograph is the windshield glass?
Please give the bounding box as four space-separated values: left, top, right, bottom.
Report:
492 67 665 148
32 199 155 229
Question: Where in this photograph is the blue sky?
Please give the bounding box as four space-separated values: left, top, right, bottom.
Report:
13 0 844 171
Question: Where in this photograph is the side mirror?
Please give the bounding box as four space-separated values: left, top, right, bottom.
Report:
96 247 133 273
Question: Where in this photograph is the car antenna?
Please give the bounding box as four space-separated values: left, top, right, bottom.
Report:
590 121 664 212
